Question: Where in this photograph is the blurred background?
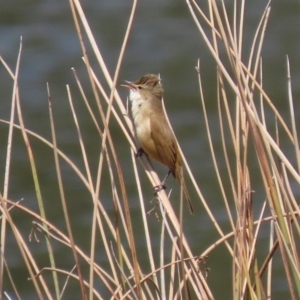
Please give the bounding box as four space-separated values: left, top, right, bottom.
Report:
1 0 300 298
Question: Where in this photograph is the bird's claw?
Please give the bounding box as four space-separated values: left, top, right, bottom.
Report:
154 184 166 194
135 147 144 158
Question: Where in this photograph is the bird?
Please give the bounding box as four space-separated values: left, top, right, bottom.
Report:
122 74 193 214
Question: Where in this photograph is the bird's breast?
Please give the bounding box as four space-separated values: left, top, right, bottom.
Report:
130 99 159 160
131 100 152 143
130 90 151 134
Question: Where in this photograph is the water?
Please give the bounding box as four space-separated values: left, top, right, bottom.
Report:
1 0 299 299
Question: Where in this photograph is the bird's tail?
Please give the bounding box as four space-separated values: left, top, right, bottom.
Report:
177 168 194 214
182 178 194 214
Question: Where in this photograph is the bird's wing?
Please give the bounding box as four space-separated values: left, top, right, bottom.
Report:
150 114 178 175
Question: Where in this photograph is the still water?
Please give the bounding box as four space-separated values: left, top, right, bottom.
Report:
1 0 300 299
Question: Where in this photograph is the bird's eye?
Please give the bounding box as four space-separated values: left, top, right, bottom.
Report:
138 86 142 90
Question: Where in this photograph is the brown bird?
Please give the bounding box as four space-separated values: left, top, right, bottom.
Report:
122 74 193 214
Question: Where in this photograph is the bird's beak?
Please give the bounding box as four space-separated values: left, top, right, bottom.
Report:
121 80 136 90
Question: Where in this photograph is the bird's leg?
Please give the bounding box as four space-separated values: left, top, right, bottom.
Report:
154 170 171 193
135 147 145 158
